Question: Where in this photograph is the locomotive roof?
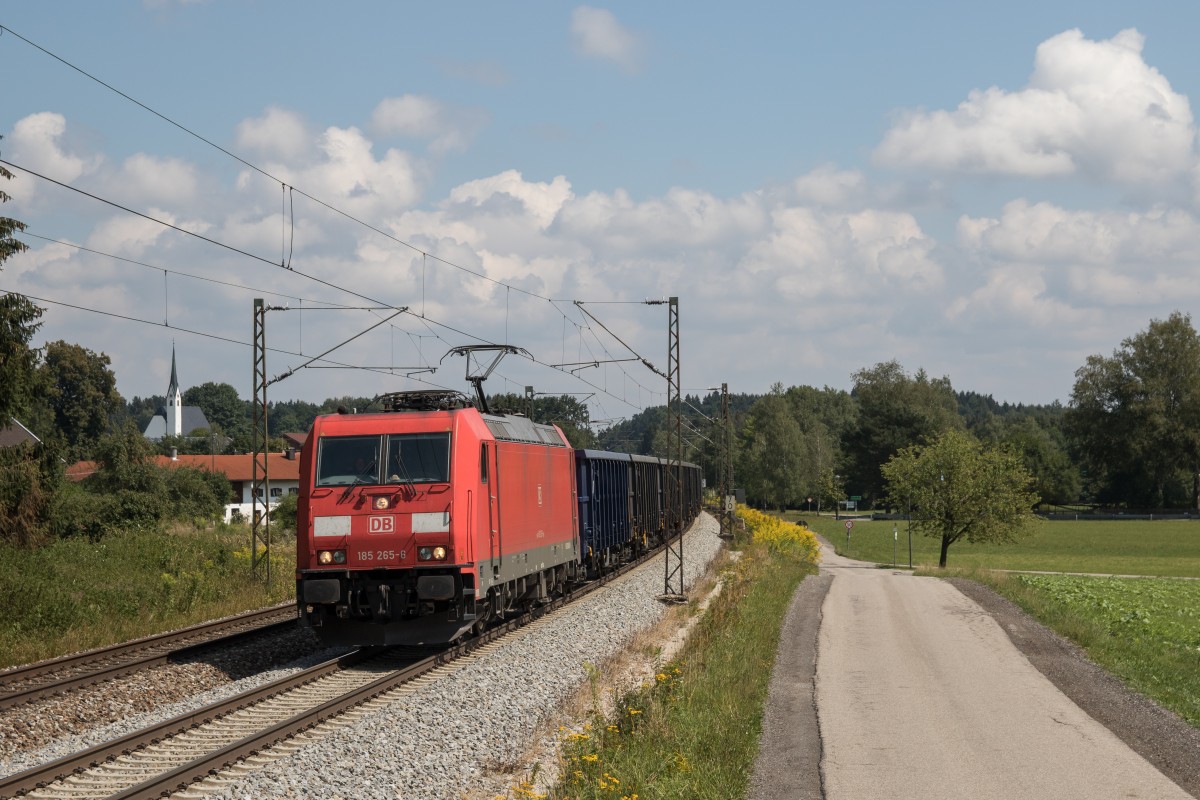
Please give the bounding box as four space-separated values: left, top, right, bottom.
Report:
479 412 568 447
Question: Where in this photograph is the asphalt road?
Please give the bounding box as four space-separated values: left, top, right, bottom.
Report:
814 546 1192 799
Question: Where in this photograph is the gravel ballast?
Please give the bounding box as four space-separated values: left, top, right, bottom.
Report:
0 630 343 780
192 517 724 800
0 626 323 763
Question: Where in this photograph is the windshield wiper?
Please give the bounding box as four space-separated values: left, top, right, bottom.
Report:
340 459 377 501
388 455 417 495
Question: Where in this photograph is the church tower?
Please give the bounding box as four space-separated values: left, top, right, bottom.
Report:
166 345 183 437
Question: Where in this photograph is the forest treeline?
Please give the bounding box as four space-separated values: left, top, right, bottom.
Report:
6 311 1200 545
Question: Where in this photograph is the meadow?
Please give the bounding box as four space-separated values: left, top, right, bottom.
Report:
803 514 1200 576
0 525 296 668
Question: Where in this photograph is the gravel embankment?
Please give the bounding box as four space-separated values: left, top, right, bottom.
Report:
0 627 335 778
199 516 725 800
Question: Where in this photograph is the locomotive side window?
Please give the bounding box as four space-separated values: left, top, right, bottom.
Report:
385 432 451 484
315 435 383 486
480 443 489 483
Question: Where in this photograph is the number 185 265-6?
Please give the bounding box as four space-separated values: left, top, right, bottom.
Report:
357 550 404 562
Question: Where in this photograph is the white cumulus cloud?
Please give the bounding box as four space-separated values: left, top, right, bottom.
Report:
118 153 199 206
875 28 1197 186
371 95 488 155
570 6 643 74
235 107 312 162
7 112 100 202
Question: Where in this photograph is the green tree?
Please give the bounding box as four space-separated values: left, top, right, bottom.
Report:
34 341 124 459
0 138 57 545
183 382 247 437
0 141 44 424
1066 312 1200 508
815 467 845 514
737 384 805 510
162 463 232 522
996 416 1080 506
89 421 165 496
882 428 1039 567
270 491 298 530
268 398 320 436
0 442 58 546
845 361 961 505
120 394 166 434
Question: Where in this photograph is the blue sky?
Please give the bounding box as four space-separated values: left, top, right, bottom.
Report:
4 2 1200 425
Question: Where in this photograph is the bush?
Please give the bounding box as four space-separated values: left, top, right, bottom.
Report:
736 505 821 565
270 492 298 530
50 483 118 540
0 442 54 546
162 465 231 523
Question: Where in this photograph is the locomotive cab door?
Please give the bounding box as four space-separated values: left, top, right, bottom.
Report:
485 441 501 577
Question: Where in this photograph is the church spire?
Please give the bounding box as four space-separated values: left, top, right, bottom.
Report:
168 344 180 398
167 344 183 437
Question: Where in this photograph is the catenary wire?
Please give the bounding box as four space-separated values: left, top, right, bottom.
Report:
1 26 672 417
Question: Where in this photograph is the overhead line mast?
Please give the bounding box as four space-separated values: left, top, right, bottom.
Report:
657 297 685 601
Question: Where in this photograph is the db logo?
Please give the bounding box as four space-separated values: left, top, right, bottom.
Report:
368 516 396 534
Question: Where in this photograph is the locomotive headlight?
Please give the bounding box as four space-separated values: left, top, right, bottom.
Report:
417 545 448 561
332 550 346 564
374 496 390 510
317 550 346 565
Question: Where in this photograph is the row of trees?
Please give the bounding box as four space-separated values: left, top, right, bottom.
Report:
602 312 1200 518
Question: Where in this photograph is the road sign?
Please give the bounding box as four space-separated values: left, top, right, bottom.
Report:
845 520 854 530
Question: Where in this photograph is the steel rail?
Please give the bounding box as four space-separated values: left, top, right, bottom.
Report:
0 605 297 712
0 533 680 800
118 551 656 800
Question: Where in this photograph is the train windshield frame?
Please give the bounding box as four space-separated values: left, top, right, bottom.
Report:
384 432 451 485
315 435 384 487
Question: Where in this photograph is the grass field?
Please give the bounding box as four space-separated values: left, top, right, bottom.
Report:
798 513 1200 576
0 524 296 668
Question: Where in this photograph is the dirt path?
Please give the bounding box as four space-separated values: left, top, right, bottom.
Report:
751 538 1200 799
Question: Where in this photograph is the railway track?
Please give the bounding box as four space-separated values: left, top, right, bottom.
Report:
0 605 297 712
0 539 674 800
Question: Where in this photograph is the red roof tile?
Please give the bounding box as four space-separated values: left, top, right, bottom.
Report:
66 453 302 483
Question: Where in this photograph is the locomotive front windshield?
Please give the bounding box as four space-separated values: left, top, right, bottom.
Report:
385 432 450 484
315 433 451 487
315 435 383 486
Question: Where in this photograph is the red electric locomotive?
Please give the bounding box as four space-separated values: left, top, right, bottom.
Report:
296 389 580 646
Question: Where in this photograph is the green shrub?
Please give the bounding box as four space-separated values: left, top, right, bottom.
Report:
270 492 298 530
162 465 231 522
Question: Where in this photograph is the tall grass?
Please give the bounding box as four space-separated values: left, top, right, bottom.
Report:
543 510 818 800
0 524 296 668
